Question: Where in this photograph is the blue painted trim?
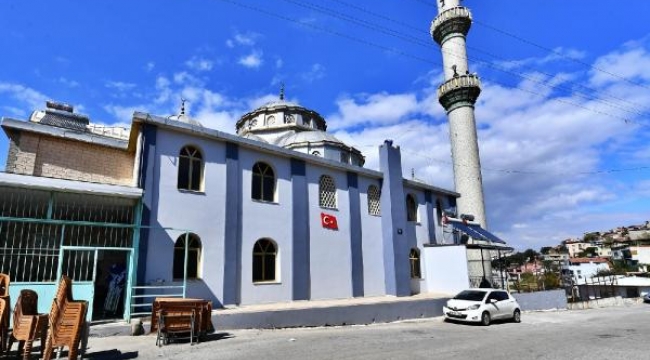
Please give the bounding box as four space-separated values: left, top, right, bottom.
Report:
425 190 436 244
291 158 310 300
347 172 364 297
137 124 157 284
378 142 410 297
223 142 242 305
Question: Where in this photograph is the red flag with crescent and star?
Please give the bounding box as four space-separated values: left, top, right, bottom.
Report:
321 213 338 230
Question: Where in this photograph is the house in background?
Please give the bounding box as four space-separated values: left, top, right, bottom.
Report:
562 257 610 283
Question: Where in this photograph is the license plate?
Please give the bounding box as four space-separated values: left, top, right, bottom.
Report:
448 311 461 316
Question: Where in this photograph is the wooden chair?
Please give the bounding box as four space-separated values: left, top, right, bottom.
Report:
0 296 8 354
0 273 10 353
43 275 88 360
7 289 48 360
0 273 9 296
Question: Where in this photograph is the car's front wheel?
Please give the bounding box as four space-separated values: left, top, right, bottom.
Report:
513 309 521 323
481 311 491 326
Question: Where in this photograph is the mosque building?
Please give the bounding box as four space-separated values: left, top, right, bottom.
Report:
0 0 507 320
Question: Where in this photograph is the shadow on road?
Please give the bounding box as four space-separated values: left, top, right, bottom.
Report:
82 349 139 359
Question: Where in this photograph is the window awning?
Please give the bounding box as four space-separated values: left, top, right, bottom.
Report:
447 221 506 244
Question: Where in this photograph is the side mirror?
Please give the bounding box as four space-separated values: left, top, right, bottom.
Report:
489 299 497 304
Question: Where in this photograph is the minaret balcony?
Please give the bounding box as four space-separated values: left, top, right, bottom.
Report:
431 6 472 45
437 74 481 111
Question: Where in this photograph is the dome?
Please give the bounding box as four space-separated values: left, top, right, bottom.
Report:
274 130 346 148
235 86 364 166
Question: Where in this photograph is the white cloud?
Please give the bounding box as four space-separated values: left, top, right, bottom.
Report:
301 63 326 83
185 56 214 72
58 77 79 88
589 40 650 86
226 31 260 48
238 51 263 69
327 92 420 130
496 47 586 71
0 82 48 109
105 81 136 92
145 62 155 72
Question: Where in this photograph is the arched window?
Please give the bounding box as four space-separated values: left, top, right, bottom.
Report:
178 146 203 191
319 175 337 208
173 233 201 279
253 239 277 282
252 162 275 202
367 185 381 216
409 248 421 279
406 194 418 222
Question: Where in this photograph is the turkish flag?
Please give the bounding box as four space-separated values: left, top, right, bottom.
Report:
321 213 338 230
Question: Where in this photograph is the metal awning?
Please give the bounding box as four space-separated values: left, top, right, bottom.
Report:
447 220 506 244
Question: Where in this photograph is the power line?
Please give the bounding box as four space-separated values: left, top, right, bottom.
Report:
217 0 649 128
409 0 650 92
355 144 650 177
271 0 649 121
280 0 649 119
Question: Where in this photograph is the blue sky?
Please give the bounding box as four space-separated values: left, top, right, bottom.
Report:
2 0 650 250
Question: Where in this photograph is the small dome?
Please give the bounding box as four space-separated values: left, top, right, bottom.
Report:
275 130 345 147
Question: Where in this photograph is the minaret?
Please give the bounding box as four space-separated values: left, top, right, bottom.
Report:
431 0 487 228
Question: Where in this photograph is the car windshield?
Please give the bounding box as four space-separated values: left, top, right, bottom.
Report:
453 290 487 301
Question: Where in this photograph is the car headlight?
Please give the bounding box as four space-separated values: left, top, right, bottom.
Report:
467 304 480 310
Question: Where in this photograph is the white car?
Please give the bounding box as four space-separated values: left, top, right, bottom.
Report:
443 289 521 326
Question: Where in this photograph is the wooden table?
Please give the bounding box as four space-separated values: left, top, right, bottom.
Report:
150 298 214 336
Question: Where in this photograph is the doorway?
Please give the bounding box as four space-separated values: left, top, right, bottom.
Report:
58 247 132 321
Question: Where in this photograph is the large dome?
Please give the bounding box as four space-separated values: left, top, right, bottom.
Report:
236 91 364 166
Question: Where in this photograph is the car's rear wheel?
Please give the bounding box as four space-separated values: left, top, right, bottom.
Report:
481 311 491 326
513 309 521 323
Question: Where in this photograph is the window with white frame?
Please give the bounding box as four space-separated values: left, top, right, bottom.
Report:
252 162 276 202
319 175 337 208
367 185 381 216
252 239 277 282
177 145 203 191
173 233 201 279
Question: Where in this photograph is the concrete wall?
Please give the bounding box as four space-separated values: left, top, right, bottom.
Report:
511 289 567 311
239 147 293 305
144 128 229 306
359 177 386 297
6 132 133 185
422 245 469 295
307 164 353 300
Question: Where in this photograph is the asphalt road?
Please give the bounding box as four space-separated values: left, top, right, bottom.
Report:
85 304 650 360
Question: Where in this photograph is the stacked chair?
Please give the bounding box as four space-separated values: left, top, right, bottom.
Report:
7 289 48 360
0 273 10 353
43 275 88 360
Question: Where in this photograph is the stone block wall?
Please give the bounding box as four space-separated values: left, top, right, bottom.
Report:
5 131 134 186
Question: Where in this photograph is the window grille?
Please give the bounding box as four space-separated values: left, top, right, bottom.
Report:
252 239 277 282
0 186 136 283
173 233 201 279
178 146 203 191
367 185 381 216
406 194 418 222
319 175 337 209
409 248 421 279
252 162 276 202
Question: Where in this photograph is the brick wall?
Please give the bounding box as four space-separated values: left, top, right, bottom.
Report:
5 131 134 186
